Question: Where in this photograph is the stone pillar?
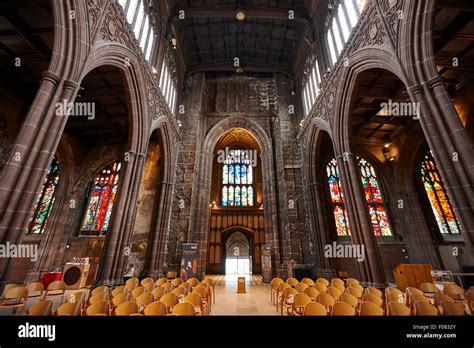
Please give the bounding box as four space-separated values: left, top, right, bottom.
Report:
410 81 474 251
336 153 385 285
0 74 80 281
141 180 175 279
94 151 145 286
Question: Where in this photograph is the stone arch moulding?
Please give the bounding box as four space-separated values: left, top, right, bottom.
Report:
332 46 409 155
189 115 281 277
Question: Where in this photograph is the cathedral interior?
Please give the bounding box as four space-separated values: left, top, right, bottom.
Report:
0 0 473 324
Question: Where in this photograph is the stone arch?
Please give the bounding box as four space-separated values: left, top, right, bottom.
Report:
189 116 280 277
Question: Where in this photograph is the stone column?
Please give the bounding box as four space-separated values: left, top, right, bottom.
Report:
94 151 145 287
410 81 474 250
141 180 175 279
336 153 385 285
0 75 80 281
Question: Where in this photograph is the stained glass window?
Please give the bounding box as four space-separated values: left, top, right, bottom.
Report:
326 159 351 236
420 152 461 235
81 161 122 235
27 158 59 234
221 149 255 207
358 158 392 236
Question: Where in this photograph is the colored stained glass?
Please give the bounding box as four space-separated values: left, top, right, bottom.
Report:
220 149 255 207
358 158 392 236
81 161 121 234
421 152 461 235
27 158 60 234
223 165 229 185
326 159 350 236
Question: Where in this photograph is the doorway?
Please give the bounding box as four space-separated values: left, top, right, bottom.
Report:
225 231 251 275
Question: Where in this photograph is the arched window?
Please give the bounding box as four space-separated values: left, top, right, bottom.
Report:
27 158 59 234
80 161 122 236
358 158 392 236
420 152 461 235
221 150 254 207
326 159 351 236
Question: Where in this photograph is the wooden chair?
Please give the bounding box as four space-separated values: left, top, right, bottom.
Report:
444 284 466 301
304 287 320 301
414 301 438 316
67 291 86 314
179 282 193 294
144 301 167 316
160 293 179 313
280 287 298 316
276 283 291 310
143 282 154 293
186 278 200 287
327 287 342 300
345 286 363 299
314 282 327 294
0 286 28 314
193 286 210 313
295 282 309 294
345 278 360 287
89 292 109 305
331 301 356 316
442 301 465 316
28 300 53 316
406 287 424 306
125 277 139 292
135 293 154 312
111 286 126 297
362 293 384 307
172 286 187 297
172 302 195 316
161 282 173 293
131 286 146 299
86 300 110 316
171 278 183 288
201 278 215 304
111 292 131 309
301 278 315 287
291 293 312 316
385 288 405 305
155 278 168 287
286 277 299 288
91 285 109 297
43 280 66 301
339 293 358 308
304 301 327 316
420 282 439 297
316 293 335 313
140 277 154 286
57 301 81 316
115 301 139 316
365 287 383 298
387 301 411 316
316 278 330 287
152 286 167 301
184 293 205 315
467 292 474 312
330 278 345 291
360 301 384 316
434 292 454 310
410 293 430 309
25 282 44 299
1 284 21 299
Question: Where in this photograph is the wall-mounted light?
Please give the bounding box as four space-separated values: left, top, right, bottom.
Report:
151 66 158 76
235 66 244 74
382 142 396 163
235 9 246 21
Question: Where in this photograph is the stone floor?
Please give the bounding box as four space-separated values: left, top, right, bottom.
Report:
208 275 278 316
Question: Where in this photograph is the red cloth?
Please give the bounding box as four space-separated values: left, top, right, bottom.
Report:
41 272 63 289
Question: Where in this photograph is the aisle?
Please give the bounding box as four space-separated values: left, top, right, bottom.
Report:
207 275 277 315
